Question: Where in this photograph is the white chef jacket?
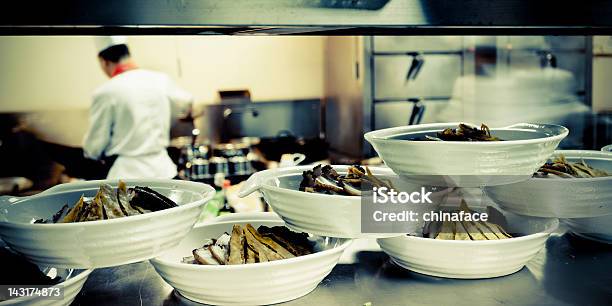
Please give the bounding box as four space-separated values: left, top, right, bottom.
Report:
83 69 193 179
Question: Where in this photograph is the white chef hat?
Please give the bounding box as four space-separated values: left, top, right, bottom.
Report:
94 36 128 53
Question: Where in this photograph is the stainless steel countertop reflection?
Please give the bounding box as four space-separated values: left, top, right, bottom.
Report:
71 228 612 306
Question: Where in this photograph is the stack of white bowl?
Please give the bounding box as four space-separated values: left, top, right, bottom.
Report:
363 122 570 279
237 122 573 280
485 150 612 244
0 177 356 305
239 165 410 239
230 164 434 304
0 179 216 305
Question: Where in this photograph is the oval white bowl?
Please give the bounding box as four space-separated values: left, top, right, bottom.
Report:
0 268 91 306
377 211 558 279
563 215 612 244
150 215 351 306
485 150 612 218
239 165 423 239
364 122 568 187
0 179 215 268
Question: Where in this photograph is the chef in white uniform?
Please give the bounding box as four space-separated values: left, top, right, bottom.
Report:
83 36 193 179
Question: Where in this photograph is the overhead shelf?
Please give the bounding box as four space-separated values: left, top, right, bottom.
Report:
3 0 612 35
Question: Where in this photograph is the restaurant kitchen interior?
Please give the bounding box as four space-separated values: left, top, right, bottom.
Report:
1 36 611 192
1 2 612 305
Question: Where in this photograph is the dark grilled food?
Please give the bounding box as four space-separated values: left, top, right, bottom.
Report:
227 225 246 265
423 200 513 241
36 181 179 224
51 204 70 223
128 186 178 211
298 164 392 196
258 225 312 256
186 224 314 266
245 224 294 259
81 193 105 221
117 181 142 216
98 184 125 219
60 196 86 223
535 154 610 178
416 123 502 142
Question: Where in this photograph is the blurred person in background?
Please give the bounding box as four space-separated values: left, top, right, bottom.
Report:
84 36 194 179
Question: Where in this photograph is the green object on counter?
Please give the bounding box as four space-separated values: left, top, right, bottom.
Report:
197 190 225 222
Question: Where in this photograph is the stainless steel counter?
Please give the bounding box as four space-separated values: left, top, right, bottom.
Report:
71 229 612 306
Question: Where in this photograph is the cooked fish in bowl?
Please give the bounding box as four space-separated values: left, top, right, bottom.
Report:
298 164 392 196
534 154 609 178
377 200 558 279
239 165 434 238
423 201 513 241
0 179 215 268
365 122 568 187
182 223 313 265
485 150 612 243
412 123 502 142
150 213 351 305
34 181 178 224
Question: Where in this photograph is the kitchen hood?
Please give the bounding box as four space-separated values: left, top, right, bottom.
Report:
3 0 612 35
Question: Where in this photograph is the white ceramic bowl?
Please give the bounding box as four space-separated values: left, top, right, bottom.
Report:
150 213 351 305
0 267 91 306
239 165 422 239
563 215 612 244
377 211 558 279
365 122 568 187
0 179 215 268
485 150 612 218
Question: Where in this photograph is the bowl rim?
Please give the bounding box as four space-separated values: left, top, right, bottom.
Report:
239 165 399 200
0 179 215 228
377 218 559 246
364 122 569 146
0 268 93 305
150 219 352 271
260 181 453 210
246 165 453 205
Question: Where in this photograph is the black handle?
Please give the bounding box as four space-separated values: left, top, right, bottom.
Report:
406 55 425 81
408 99 426 125
538 51 557 68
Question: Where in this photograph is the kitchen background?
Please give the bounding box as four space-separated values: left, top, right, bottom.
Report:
1 35 611 192
0 36 324 145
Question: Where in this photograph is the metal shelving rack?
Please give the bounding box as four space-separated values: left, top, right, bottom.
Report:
495 37 593 106
360 36 595 156
367 38 465 133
